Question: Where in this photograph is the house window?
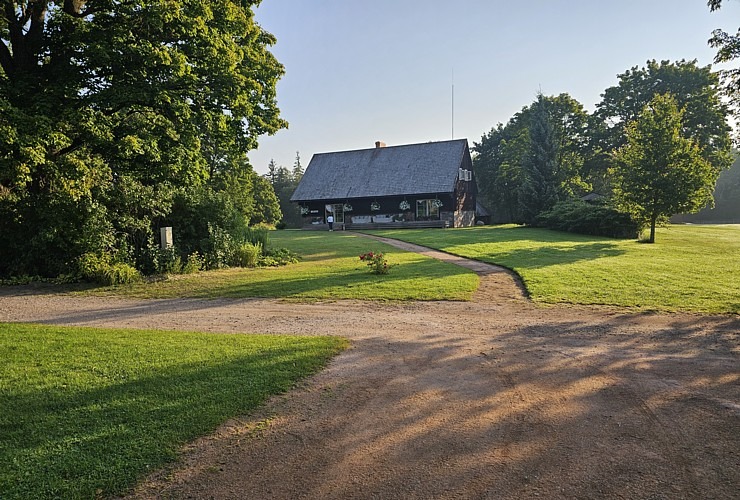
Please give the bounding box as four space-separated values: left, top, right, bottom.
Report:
416 199 440 220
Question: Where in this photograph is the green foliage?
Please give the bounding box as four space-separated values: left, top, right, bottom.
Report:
232 242 262 268
373 225 740 314
260 247 300 267
475 60 732 230
520 93 561 223
596 60 732 173
359 251 392 274
0 323 346 499
182 252 204 274
78 253 142 286
611 94 718 242
265 153 305 228
708 2 740 140
240 226 271 250
249 174 282 226
474 92 591 224
156 247 183 275
102 262 143 286
0 0 287 278
203 223 237 270
674 153 740 222
535 200 639 239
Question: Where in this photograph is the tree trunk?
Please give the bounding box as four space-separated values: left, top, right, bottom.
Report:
649 217 657 243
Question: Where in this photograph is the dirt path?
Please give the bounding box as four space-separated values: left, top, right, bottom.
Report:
0 240 738 499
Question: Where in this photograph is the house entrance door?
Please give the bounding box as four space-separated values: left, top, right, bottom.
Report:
326 204 345 224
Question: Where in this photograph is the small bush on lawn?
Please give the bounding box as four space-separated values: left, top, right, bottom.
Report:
359 251 392 275
535 200 639 239
232 242 262 268
260 247 300 267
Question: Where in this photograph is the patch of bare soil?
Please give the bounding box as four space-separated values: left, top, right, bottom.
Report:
0 239 738 499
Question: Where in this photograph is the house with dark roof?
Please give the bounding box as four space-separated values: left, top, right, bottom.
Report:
290 139 477 228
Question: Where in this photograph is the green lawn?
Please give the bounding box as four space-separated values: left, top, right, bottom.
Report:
85 231 478 301
371 224 740 314
0 323 347 499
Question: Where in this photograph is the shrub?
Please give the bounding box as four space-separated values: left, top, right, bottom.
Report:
535 200 639 239
241 226 270 250
203 223 237 270
359 251 392 275
101 263 142 285
260 247 300 267
78 252 108 281
232 242 262 268
182 252 204 274
78 253 141 285
157 247 183 275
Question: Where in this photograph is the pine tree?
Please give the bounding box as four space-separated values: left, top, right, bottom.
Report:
519 93 560 224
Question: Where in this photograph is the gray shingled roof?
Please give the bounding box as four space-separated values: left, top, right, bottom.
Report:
290 139 469 202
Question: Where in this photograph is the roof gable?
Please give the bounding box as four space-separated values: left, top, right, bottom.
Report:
290 139 469 202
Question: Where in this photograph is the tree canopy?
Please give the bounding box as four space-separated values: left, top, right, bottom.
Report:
474 60 733 237
611 94 717 243
265 152 304 228
1 0 287 277
596 60 732 171
474 92 591 223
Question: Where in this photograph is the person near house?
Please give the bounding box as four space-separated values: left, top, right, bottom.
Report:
327 214 334 231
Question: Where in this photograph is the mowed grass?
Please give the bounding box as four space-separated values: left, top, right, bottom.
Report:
371 224 740 314
85 231 478 301
0 323 347 499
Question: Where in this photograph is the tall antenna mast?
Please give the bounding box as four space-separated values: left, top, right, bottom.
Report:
451 68 455 139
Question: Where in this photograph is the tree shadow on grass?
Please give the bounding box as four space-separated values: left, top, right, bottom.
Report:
208 259 477 300
0 340 342 499
474 242 626 270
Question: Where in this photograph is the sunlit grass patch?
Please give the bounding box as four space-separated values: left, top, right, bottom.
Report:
0 323 347 499
371 224 740 314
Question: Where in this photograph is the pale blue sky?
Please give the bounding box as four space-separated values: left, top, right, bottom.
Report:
250 0 740 174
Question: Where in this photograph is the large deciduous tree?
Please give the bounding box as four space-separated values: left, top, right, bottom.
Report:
0 0 287 276
596 60 733 173
611 94 717 243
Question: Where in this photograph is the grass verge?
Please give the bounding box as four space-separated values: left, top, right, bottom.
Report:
79 231 478 301
371 224 740 314
0 323 347 499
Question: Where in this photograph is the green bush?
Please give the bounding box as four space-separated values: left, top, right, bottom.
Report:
261 247 300 266
157 247 183 275
101 262 142 285
241 226 270 250
203 223 237 270
78 253 141 285
232 242 262 268
535 200 639 239
182 252 204 274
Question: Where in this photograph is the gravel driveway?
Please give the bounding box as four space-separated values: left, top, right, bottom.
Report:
1 237 738 499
